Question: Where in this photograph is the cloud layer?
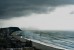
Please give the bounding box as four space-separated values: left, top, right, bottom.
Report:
0 0 74 19
0 5 74 30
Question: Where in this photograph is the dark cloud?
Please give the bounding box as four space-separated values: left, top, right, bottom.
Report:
0 0 74 19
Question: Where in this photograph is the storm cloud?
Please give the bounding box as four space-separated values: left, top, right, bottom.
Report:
0 0 74 19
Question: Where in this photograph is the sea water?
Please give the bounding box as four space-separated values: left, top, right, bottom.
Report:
16 31 74 50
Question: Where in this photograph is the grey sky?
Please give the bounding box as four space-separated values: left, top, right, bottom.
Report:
0 0 74 30
0 0 74 19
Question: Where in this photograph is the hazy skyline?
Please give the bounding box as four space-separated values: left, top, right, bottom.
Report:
0 0 74 30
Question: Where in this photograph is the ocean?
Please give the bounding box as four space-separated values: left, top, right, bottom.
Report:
15 30 74 50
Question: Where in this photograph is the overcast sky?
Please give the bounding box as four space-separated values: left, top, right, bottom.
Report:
0 0 74 30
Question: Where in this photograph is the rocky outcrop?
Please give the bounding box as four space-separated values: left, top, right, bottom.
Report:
0 27 22 48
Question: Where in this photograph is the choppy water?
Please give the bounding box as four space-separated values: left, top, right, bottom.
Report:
15 31 74 50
